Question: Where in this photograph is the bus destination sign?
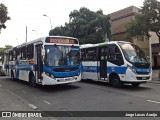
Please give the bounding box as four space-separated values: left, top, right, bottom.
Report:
46 37 78 44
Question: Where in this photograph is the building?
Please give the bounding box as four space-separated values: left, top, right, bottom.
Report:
110 6 149 56
109 6 160 68
150 32 160 69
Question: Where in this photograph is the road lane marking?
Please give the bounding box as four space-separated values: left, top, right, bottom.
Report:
7 89 39 110
28 104 38 110
44 101 51 105
147 100 160 104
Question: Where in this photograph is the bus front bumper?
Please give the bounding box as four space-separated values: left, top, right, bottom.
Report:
41 73 81 85
122 69 152 83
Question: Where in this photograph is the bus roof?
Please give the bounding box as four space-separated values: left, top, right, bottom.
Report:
4 36 79 52
80 41 133 49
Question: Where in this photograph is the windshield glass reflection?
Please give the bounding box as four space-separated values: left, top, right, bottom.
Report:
44 45 80 66
119 43 149 64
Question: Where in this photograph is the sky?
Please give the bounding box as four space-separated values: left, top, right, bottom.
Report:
0 0 145 47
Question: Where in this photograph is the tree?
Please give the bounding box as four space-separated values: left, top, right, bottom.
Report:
49 7 111 44
0 45 12 61
126 13 151 39
0 3 10 33
142 0 160 42
126 0 160 42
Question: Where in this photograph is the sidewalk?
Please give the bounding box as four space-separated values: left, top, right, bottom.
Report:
150 69 160 84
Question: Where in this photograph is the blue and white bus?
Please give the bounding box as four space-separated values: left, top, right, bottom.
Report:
80 41 152 87
3 36 81 87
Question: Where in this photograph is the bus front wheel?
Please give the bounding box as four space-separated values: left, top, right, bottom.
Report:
109 75 122 88
29 73 37 87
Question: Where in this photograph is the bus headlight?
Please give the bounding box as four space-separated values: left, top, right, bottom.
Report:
149 67 152 73
127 65 136 74
51 75 55 79
45 72 50 77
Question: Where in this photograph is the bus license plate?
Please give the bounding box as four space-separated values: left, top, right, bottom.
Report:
65 78 71 81
142 77 147 80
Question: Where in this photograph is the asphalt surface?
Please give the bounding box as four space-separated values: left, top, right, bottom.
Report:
0 76 160 120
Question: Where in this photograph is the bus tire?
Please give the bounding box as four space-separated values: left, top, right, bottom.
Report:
109 74 122 88
29 73 37 87
11 71 15 80
131 83 141 87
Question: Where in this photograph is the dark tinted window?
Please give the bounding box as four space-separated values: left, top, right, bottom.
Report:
108 44 124 66
27 44 34 59
81 47 97 61
21 46 27 60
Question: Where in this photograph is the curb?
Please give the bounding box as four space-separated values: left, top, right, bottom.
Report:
149 79 160 84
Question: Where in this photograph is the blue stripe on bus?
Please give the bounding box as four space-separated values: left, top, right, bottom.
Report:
6 63 80 78
107 67 127 74
82 66 127 74
82 65 150 74
133 66 150 73
16 65 32 71
43 65 80 78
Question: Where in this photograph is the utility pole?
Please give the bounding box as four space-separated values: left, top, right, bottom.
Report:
43 14 53 30
26 26 28 42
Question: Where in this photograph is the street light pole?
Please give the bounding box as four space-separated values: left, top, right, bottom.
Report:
43 14 52 30
32 30 38 38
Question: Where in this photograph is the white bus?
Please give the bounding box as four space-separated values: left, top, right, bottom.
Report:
3 36 81 87
80 41 152 87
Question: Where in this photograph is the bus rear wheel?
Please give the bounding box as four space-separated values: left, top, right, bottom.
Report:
29 73 37 87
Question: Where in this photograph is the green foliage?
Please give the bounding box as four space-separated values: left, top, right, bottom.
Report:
0 45 12 61
126 0 160 42
49 7 111 44
126 13 151 39
0 3 10 32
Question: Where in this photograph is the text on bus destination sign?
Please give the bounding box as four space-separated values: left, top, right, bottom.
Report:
49 38 77 44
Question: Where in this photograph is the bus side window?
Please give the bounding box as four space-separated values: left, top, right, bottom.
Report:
85 48 96 61
115 46 123 60
108 45 124 66
81 49 86 61
13 50 16 60
21 46 27 60
27 44 34 59
108 47 115 60
82 49 88 61
16 48 21 60
81 51 84 60
9 51 13 61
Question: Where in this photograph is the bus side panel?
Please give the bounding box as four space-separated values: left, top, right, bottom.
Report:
18 70 29 81
82 61 99 81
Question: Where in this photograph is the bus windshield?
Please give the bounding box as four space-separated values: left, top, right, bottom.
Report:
44 45 80 66
119 43 149 64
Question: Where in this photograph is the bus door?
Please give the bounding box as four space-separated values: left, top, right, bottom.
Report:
99 47 107 80
35 44 43 80
5 53 9 76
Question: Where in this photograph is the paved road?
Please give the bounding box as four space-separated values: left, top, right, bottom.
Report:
0 76 160 120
